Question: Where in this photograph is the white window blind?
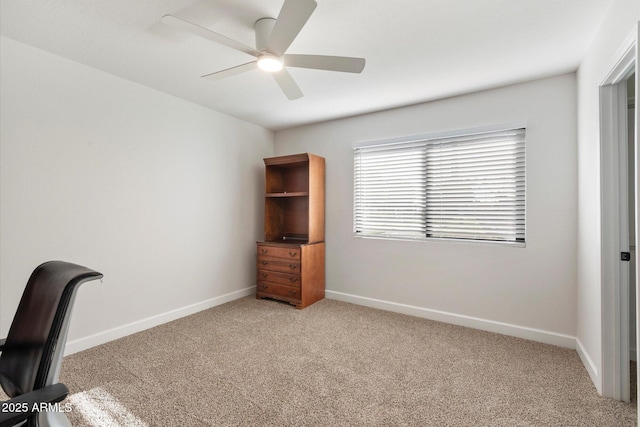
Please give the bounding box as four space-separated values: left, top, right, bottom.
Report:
354 127 525 243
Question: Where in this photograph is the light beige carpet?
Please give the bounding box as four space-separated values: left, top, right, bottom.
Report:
56 297 636 426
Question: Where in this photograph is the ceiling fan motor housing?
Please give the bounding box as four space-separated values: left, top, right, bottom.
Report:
255 18 276 52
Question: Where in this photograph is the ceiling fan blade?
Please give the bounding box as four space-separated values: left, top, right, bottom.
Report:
284 54 366 73
272 68 303 100
162 14 260 57
201 61 257 81
267 0 317 56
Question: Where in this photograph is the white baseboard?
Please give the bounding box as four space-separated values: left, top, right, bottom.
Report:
576 338 600 394
326 290 576 349
64 286 256 356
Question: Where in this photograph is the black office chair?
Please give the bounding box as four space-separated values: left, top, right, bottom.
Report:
0 261 102 427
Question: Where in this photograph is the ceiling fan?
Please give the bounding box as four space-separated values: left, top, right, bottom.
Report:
162 0 365 100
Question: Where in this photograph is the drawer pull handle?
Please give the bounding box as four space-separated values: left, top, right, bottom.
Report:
261 272 268 278
288 289 297 296
259 284 268 290
261 261 268 265
260 248 268 254
289 251 298 257
289 277 298 283
289 264 298 270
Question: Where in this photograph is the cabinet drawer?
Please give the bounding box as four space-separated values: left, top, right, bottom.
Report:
257 245 301 259
257 256 301 274
257 282 301 300
257 270 300 287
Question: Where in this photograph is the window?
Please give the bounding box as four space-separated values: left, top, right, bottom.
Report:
353 127 526 244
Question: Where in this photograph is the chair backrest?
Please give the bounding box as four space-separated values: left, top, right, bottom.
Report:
0 261 102 397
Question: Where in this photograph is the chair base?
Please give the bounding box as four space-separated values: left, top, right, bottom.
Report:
37 410 72 427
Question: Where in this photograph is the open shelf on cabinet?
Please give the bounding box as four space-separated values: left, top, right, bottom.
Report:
263 153 324 244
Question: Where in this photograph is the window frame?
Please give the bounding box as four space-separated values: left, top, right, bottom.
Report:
353 124 527 247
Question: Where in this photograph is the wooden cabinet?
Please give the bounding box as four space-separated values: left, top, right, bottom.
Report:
257 153 325 309
256 241 325 308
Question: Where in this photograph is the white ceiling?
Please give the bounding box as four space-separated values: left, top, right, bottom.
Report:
1 0 614 130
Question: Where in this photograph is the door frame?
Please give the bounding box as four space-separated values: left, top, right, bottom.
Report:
600 25 638 402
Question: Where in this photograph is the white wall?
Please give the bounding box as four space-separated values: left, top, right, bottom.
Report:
275 74 578 346
0 37 273 352
576 1 640 393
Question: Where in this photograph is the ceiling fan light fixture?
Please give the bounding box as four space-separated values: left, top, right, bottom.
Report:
257 54 284 72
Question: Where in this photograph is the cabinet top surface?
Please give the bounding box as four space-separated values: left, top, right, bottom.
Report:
264 153 324 166
257 241 323 247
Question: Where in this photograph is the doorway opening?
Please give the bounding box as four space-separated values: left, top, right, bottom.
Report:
628 72 636 404
599 31 636 403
